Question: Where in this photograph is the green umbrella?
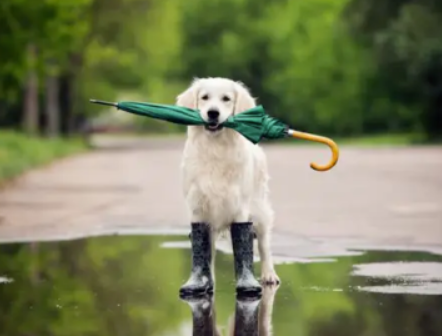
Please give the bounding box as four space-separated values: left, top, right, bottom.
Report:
90 99 339 171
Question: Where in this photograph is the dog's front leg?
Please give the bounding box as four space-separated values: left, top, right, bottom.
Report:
179 222 214 297
230 209 262 295
179 188 215 296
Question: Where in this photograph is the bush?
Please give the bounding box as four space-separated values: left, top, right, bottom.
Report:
0 131 86 184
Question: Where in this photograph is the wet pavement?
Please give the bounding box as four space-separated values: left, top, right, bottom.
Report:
1 234 442 335
1 139 442 334
1 138 442 246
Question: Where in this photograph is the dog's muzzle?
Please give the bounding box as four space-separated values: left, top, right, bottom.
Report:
205 109 224 132
204 123 224 132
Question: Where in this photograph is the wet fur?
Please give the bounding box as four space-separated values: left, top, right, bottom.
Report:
176 77 279 285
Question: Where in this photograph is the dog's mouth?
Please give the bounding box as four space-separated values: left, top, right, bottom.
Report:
204 123 224 132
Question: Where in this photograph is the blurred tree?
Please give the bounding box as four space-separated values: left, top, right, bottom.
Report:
1 0 441 138
375 3 442 138
177 0 373 135
0 0 177 135
344 0 442 138
0 0 92 135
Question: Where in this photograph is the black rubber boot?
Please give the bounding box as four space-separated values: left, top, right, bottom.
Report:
179 222 213 297
181 295 215 336
233 296 260 336
230 222 262 296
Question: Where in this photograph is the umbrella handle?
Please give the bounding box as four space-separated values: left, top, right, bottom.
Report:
288 129 339 172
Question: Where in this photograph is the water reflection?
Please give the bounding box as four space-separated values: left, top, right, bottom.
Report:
182 295 217 336
182 286 277 336
0 235 442 336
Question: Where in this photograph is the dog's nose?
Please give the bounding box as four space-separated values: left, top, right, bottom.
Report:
207 109 219 120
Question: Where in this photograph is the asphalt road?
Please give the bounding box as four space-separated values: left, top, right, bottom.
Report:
0 136 441 253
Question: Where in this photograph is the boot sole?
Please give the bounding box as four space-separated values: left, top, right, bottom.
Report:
236 286 262 298
179 285 214 299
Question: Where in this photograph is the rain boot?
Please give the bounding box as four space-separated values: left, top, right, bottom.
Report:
230 222 262 296
180 222 213 297
233 296 260 336
181 294 215 336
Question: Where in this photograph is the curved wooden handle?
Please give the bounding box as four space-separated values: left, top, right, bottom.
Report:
288 130 339 172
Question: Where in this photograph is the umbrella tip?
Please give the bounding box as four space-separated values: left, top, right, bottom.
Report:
89 99 117 107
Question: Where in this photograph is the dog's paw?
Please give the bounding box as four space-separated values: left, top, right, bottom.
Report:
262 283 279 299
260 269 280 286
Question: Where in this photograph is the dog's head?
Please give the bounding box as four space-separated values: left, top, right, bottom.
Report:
176 77 256 134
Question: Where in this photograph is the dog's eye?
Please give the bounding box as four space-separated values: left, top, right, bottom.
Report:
222 95 231 102
201 94 209 101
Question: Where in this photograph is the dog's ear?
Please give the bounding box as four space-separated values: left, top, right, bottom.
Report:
176 79 199 109
234 81 256 115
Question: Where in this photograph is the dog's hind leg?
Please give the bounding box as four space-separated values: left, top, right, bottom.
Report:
256 228 279 285
253 204 280 286
230 221 262 295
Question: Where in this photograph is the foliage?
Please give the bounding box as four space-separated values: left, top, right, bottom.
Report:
0 0 441 138
373 3 442 139
343 0 442 139
0 130 86 184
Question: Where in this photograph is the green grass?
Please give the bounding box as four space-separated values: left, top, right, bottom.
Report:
270 132 434 147
332 133 424 146
0 130 87 184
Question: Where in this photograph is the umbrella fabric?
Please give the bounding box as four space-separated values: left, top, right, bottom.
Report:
90 99 339 171
223 106 289 143
116 101 206 126
91 100 289 144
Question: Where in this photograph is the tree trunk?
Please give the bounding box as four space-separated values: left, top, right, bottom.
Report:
23 43 39 135
45 63 60 137
68 53 83 136
59 72 73 136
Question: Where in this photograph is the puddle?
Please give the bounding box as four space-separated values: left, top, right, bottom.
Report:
1 235 442 335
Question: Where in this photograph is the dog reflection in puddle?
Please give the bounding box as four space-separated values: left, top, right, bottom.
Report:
181 286 278 335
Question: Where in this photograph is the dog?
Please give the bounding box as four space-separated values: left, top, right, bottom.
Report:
176 77 279 285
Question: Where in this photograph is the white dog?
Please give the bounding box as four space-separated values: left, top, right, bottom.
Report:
176 77 279 285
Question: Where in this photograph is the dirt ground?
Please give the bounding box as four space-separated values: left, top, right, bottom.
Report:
0 136 441 251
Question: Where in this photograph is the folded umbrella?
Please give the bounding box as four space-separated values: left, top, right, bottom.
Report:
90 99 339 171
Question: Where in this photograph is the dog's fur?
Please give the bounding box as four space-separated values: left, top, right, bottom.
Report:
176 77 279 284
